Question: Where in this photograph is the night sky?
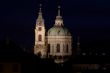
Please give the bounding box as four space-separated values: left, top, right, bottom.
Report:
0 0 110 49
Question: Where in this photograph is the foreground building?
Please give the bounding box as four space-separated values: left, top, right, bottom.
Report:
0 39 57 73
34 5 72 63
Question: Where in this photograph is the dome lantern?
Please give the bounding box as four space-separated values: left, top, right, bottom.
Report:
54 6 64 26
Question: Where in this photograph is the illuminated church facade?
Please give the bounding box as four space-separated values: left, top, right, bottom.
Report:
34 5 72 63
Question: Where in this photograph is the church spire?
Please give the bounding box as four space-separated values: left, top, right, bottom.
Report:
55 5 63 26
37 4 44 21
36 4 44 26
58 6 61 16
34 4 46 58
56 5 62 19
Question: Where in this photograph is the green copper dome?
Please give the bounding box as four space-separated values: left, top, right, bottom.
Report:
47 6 71 36
48 26 71 36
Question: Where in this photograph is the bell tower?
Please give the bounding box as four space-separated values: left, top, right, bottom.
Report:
34 4 46 58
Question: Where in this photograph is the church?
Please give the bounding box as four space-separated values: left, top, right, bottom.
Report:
34 4 72 64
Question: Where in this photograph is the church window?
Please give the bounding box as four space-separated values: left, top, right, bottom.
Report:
57 44 60 53
51 45 54 53
38 35 42 41
48 44 50 53
66 44 68 53
38 27 42 31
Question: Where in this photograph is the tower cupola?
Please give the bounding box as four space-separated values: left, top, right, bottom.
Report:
55 6 63 26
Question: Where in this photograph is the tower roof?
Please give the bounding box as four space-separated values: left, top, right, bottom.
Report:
48 5 71 36
36 4 45 26
48 26 71 36
56 6 61 19
37 4 44 22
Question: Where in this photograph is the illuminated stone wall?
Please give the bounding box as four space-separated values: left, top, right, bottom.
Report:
47 36 72 63
34 5 46 58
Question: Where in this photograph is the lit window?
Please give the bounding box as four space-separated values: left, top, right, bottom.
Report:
82 53 86 56
38 35 42 41
38 27 42 31
102 53 106 56
103 67 107 70
95 53 98 55
57 44 60 53
12 64 19 72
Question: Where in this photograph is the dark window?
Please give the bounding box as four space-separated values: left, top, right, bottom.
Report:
57 44 60 53
38 21 42 25
58 30 60 34
48 44 50 53
66 44 68 53
12 64 19 72
0 64 3 72
38 52 41 57
38 27 42 31
38 35 42 41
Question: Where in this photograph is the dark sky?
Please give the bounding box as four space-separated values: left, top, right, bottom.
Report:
0 0 110 48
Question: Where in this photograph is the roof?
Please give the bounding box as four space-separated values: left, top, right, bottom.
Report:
48 26 71 36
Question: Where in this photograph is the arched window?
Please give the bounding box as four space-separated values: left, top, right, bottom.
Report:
38 35 42 41
57 44 60 53
48 44 50 53
38 27 42 31
66 44 68 53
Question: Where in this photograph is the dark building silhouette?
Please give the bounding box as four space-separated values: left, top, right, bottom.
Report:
1 38 110 73
0 39 59 73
